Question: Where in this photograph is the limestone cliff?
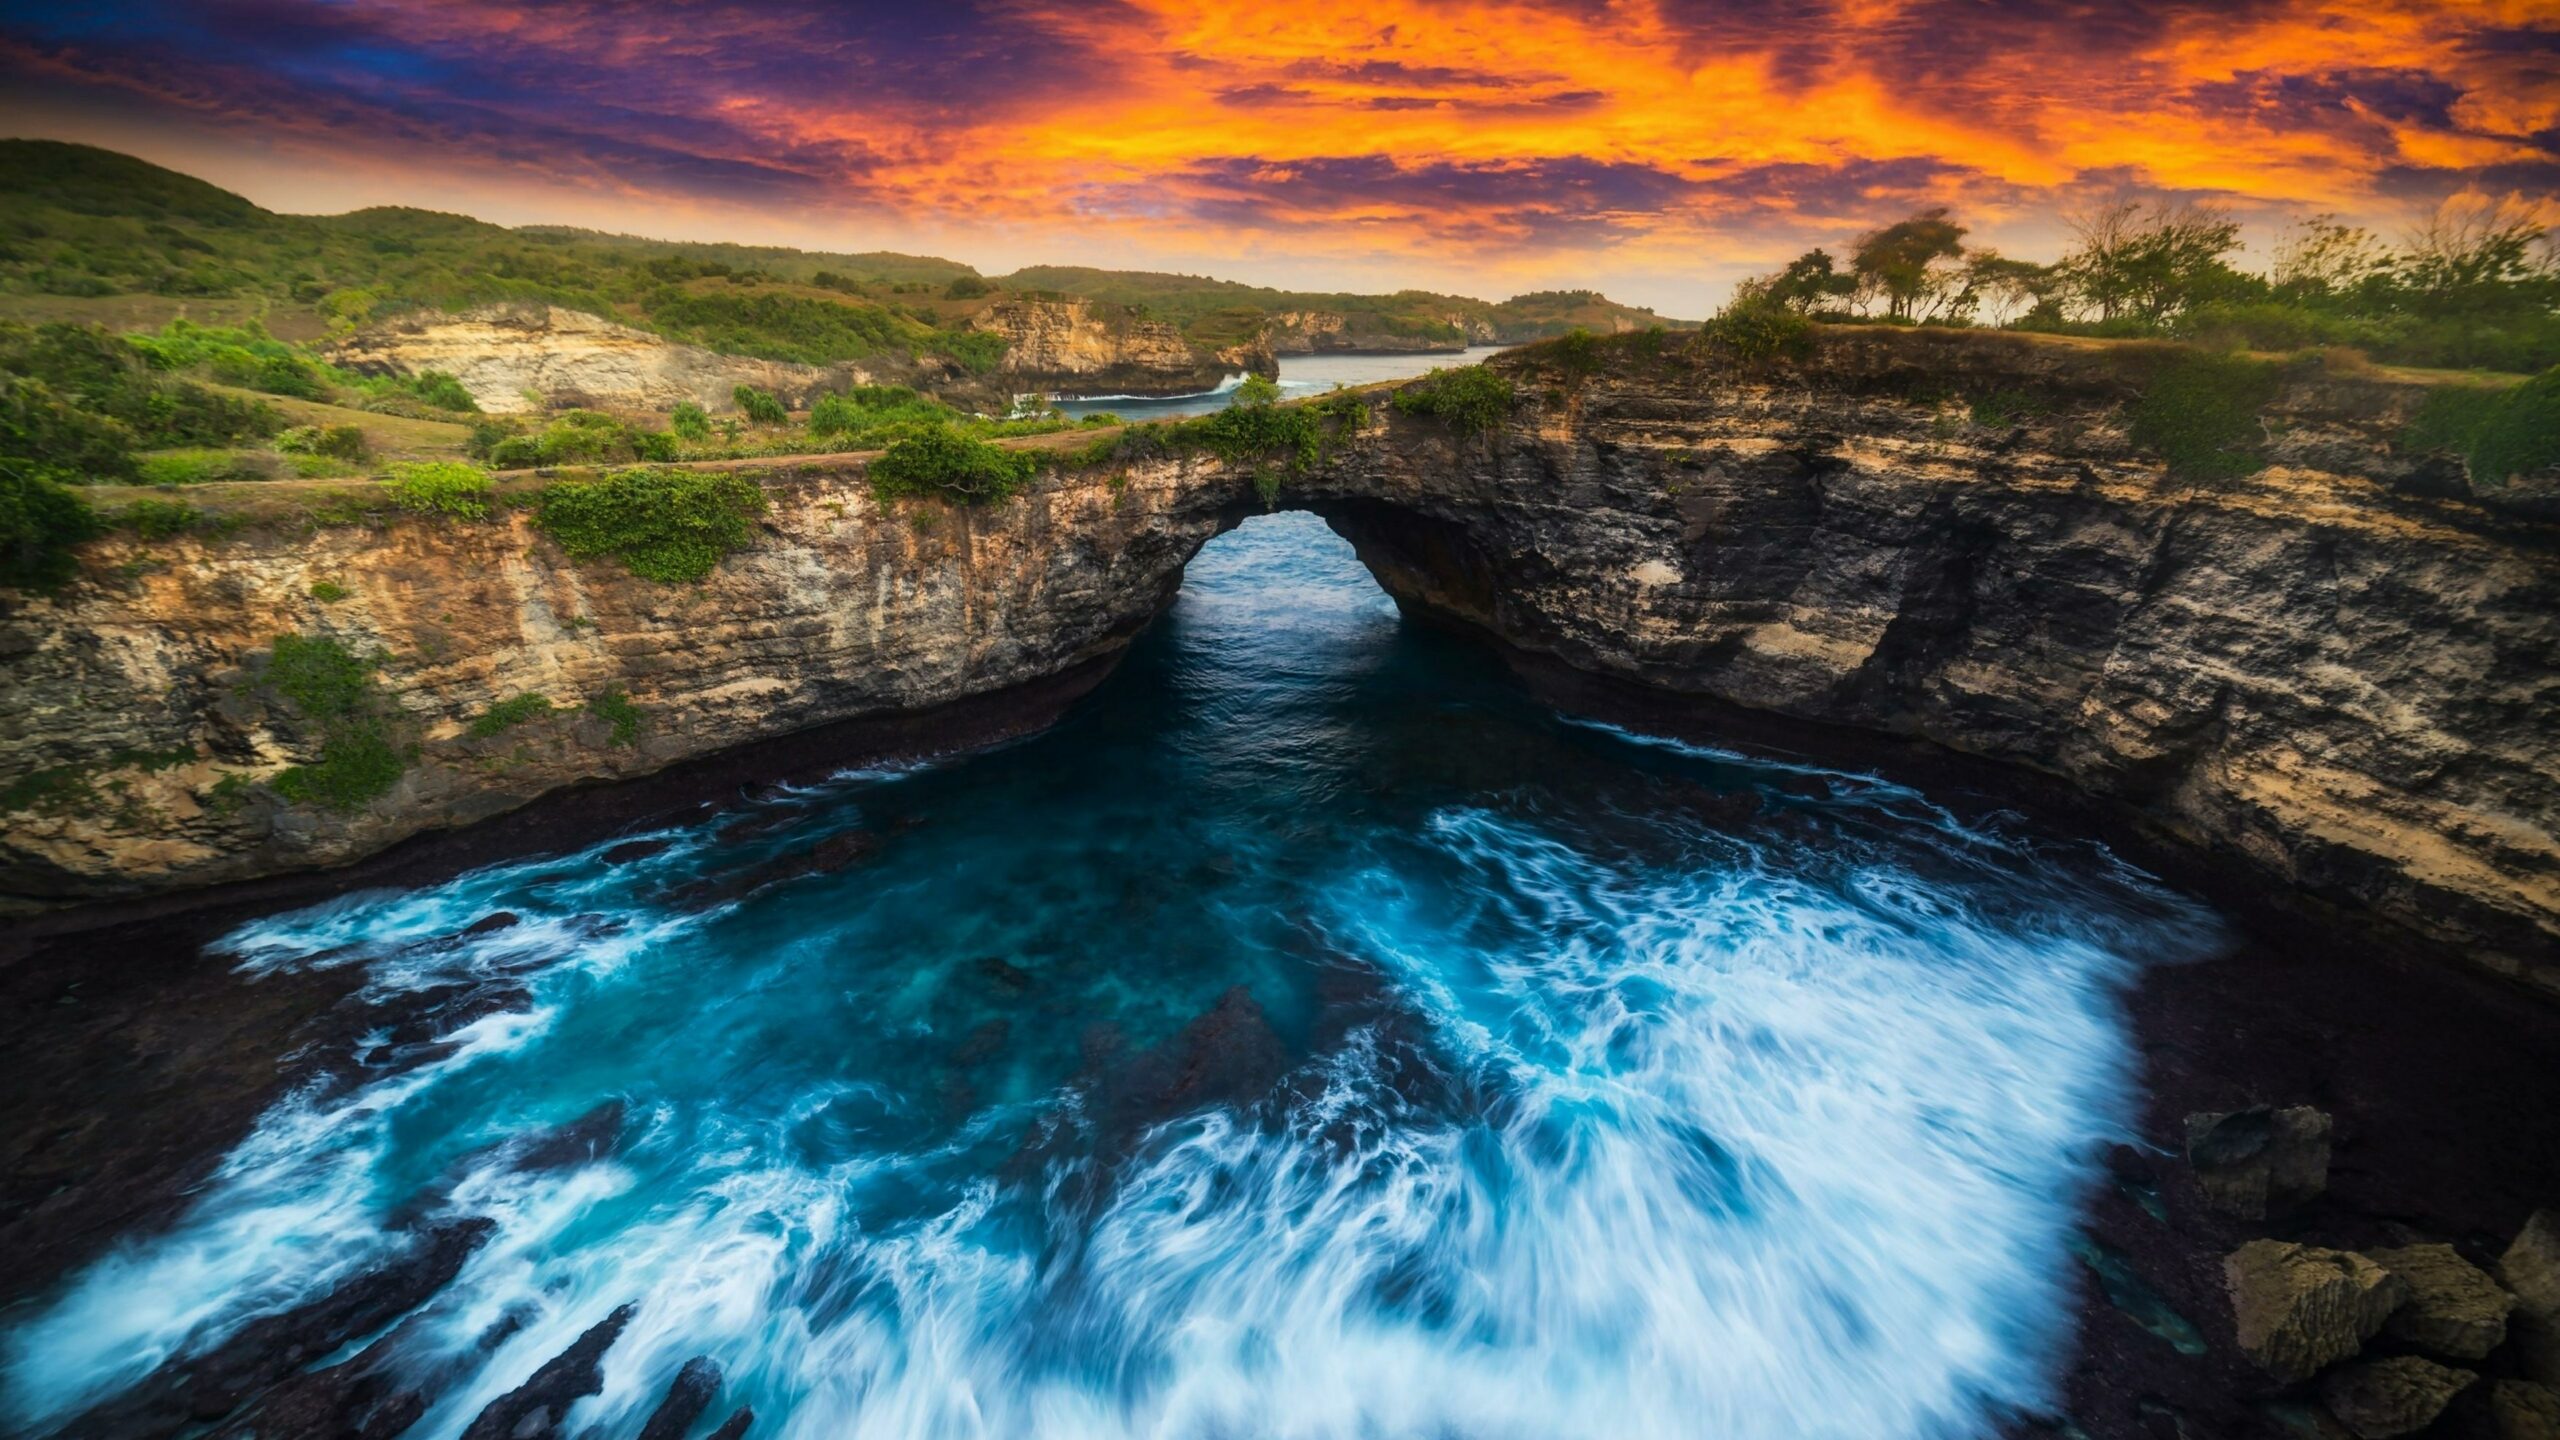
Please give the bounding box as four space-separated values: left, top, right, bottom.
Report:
966 297 1275 396
326 303 871 415
1259 309 1490 355
5 329 2553 990
1304 331 2560 983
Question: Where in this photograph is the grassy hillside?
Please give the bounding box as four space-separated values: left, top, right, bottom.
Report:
0 142 1682 362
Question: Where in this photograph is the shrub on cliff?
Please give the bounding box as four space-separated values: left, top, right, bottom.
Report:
0 468 102 591
259 632 406 811
670 401 711 441
386 460 494 519
1699 296 1814 368
867 423 1037 505
733 385 787 424
1191 375 1327 475
2129 350 2281 479
1392 366 1515 436
535 465 767 582
2408 366 2560 495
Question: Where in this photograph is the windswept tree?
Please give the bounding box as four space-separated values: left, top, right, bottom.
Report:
1850 209 1969 321
1759 248 1859 314
2057 200 2243 324
2270 215 2392 304
1963 253 2057 328
2393 194 2555 321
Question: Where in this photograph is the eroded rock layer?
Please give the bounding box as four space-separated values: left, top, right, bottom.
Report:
5 329 2553 986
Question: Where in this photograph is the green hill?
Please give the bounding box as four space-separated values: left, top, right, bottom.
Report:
0 141 1683 362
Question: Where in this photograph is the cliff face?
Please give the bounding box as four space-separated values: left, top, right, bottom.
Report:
969 298 1276 395
1306 332 2560 983
6 329 2553 988
0 454 1246 904
1259 309 1492 355
327 304 867 415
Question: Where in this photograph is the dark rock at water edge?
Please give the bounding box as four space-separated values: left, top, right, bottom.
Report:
2318 1355 2475 1439
635 1356 724 1440
64 1218 496 1439
459 1302 636 1440
2223 1239 2405 1384
2370 1242 2515 1360
2184 1106 2331 1220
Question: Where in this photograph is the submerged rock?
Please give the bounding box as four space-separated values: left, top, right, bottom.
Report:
705 1406 755 1440
68 1217 495 1438
2184 1106 2331 1219
635 1356 723 1440
2370 1242 2514 1359
2318 1355 2476 1439
508 1099 628 1173
2225 1239 2406 1383
459 1303 636 1440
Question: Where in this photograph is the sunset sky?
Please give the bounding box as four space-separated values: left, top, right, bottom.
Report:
2 1 2554 315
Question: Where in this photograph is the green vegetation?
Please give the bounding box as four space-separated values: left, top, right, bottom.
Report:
111 496 202 539
535 466 766 581
1392 366 1515 434
1967 388 2051 428
480 410 677 468
135 448 281 485
810 384 938 437
259 632 405 810
868 424 1038 505
468 692 554 737
309 579 348 602
0 746 194 818
587 685 643 746
670 401 710 441
277 422 369 460
999 266 1671 350
0 322 281 486
1737 196 2560 373
1698 295 1814 367
2466 368 2560 490
2404 367 2560 493
2128 352 2282 480
386 460 494 518
1043 376 1370 495
732 385 788 423
0 469 101 589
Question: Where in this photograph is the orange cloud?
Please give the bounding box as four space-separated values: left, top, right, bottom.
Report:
1 0 2550 310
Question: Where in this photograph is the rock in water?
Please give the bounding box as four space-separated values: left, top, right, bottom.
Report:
2504 1211 2560 1385
705 1406 755 1440
2491 1380 2560 1440
2184 1106 2332 1219
2319 1356 2476 1439
2370 1243 2516 1359
2224 1240 2406 1383
459 1303 636 1440
636 1356 723 1440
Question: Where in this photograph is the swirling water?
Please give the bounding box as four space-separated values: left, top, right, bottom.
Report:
3 514 2222 1439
